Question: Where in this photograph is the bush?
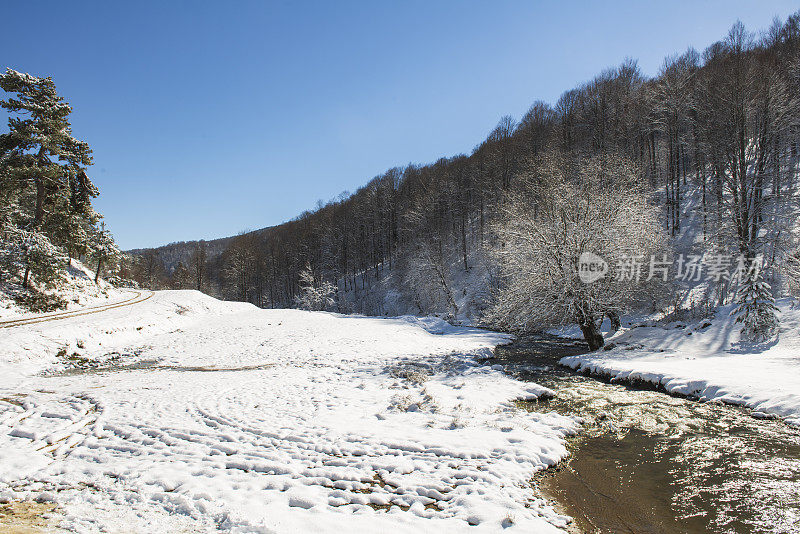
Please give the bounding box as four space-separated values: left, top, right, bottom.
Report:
16 291 68 313
1 227 69 289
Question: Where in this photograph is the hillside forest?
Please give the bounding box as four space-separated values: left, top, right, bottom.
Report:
4 16 799 349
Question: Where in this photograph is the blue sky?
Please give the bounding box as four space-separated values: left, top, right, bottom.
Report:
2 1 797 249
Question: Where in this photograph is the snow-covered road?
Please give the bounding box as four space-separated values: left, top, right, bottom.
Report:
0 290 152 329
0 290 578 533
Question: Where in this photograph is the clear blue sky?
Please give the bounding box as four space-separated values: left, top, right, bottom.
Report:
2 1 797 249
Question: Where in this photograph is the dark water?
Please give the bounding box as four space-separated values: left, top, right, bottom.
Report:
488 336 800 534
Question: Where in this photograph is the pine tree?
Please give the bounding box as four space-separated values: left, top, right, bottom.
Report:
0 69 95 228
0 227 67 289
46 196 99 266
734 269 779 342
0 68 113 295
90 226 121 283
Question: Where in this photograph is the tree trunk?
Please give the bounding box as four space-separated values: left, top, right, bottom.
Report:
461 214 468 271
22 265 31 289
34 147 48 227
606 311 621 333
95 257 103 283
579 318 605 351
34 177 46 227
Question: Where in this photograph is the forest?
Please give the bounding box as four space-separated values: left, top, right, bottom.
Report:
119 15 799 348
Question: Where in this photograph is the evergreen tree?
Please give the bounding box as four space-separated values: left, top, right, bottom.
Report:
0 69 95 228
90 226 121 283
734 268 779 342
0 227 67 289
0 68 113 295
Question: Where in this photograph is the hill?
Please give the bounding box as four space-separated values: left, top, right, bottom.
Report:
124 15 800 347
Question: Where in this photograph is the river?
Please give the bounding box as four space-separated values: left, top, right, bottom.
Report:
488 335 800 534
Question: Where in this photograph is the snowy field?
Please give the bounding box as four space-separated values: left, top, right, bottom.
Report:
0 290 578 533
561 299 800 427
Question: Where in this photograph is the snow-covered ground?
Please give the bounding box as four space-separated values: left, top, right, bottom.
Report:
561 299 800 427
0 260 126 321
0 290 579 533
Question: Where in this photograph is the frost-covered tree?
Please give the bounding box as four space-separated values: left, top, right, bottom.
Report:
486 151 668 350
0 69 95 229
734 263 779 342
696 22 799 307
295 263 336 311
0 68 116 298
400 238 459 319
399 168 460 319
0 227 67 289
47 199 100 266
89 226 121 283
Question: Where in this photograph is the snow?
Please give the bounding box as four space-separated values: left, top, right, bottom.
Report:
560 298 800 427
0 290 579 533
0 259 126 321
338 248 494 325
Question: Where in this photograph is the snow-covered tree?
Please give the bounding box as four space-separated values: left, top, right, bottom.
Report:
486 151 669 350
0 68 117 301
696 23 799 308
295 263 336 311
0 227 67 289
89 226 121 283
734 261 779 342
399 172 460 319
399 238 458 319
0 69 95 229
46 200 100 266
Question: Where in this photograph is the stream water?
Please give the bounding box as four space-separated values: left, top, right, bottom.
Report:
488 336 800 534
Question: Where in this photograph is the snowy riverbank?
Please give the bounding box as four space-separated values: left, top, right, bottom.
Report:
0 290 579 533
560 299 800 427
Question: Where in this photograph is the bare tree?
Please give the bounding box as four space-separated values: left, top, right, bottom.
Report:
294 262 336 311
487 151 668 350
190 240 207 291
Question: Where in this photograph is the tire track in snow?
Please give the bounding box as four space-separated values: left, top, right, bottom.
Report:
0 304 575 532
1 393 102 460
0 290 153 329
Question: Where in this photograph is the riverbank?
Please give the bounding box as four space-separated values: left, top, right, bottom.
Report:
492 336 800 534
560 299 800 427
